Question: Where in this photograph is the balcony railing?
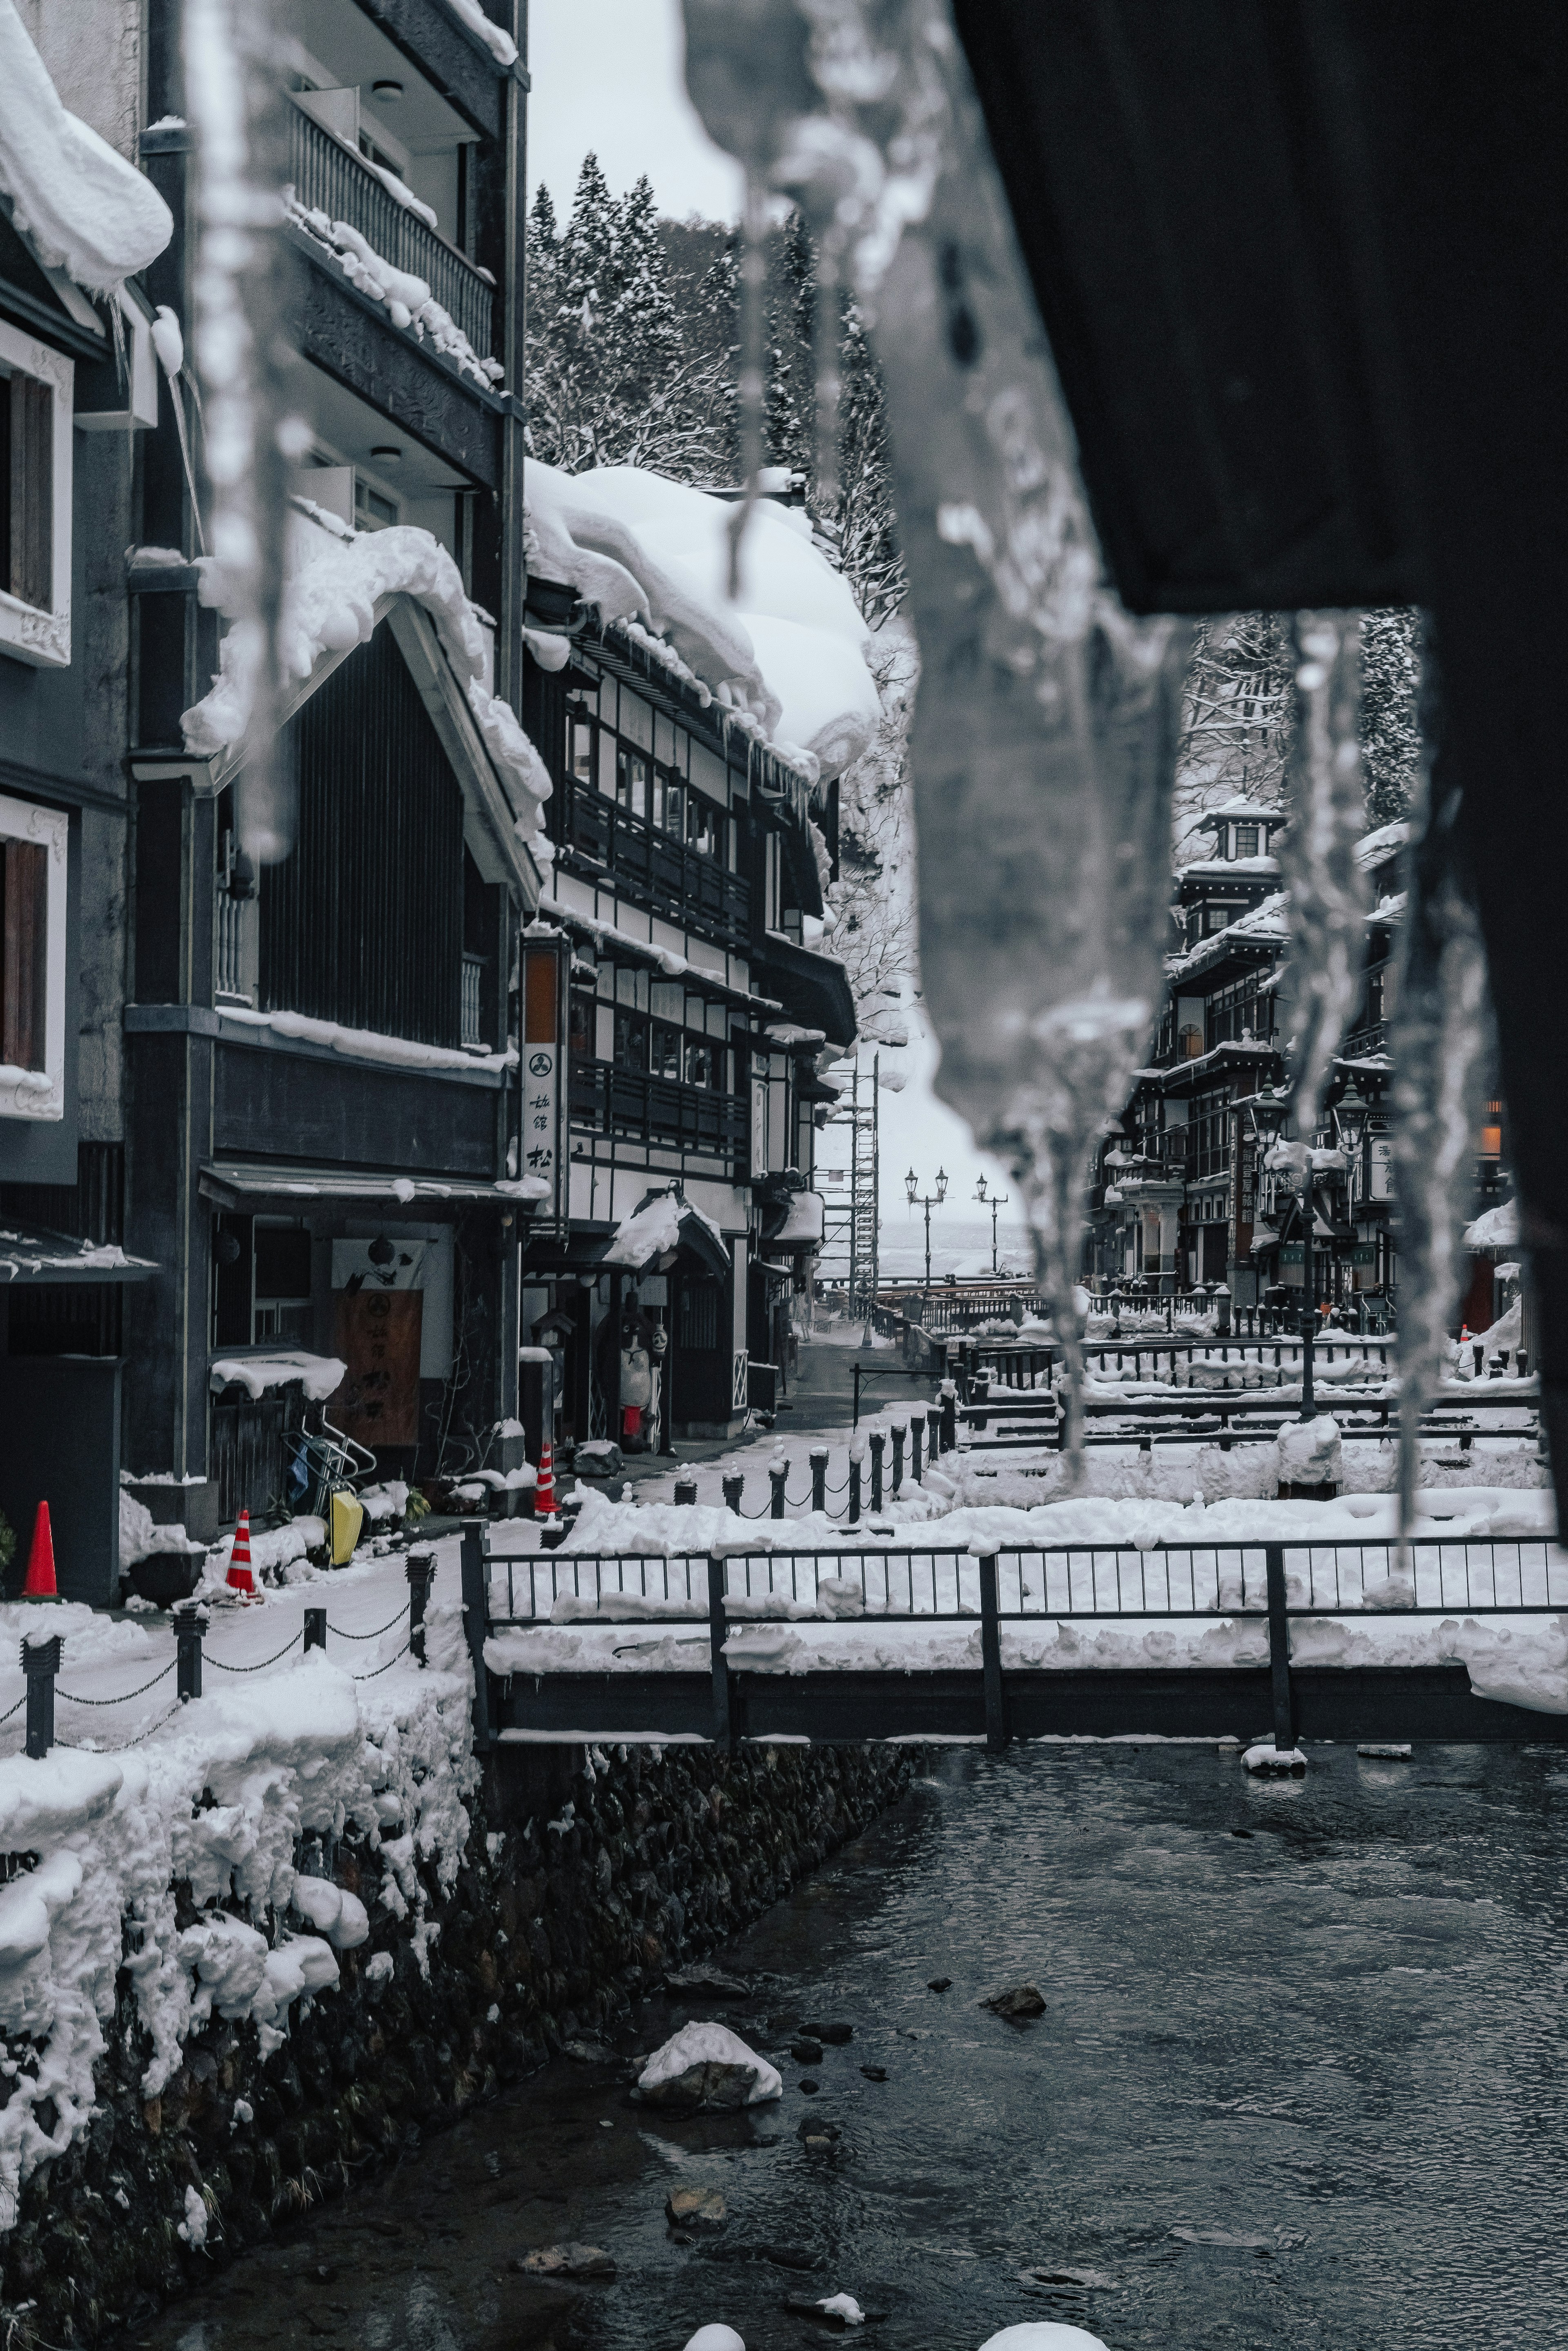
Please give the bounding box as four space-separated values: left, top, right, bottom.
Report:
461 954 485 1047
558 783 751 950
570 1059 748 1160
287 105 494 363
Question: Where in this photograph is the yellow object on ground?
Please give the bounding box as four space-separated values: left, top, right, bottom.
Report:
330 1487 365 1565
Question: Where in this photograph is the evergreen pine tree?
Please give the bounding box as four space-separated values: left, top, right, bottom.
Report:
1359 607 1423 826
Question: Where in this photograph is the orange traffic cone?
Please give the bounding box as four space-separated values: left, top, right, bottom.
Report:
21 1500 61 1601
535 1442 557 1518
226 1509 257 1598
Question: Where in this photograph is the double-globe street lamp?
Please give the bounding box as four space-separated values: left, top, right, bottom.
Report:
975 1172 1011 1275
905 1165 948 1315
1247 1079 1371 1418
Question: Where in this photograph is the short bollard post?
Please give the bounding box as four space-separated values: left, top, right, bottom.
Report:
407 1548 435 1667
869 1431 885 1512
891 1425 905 1495
769 1462 788 1520
706 1554 736 1752
673 1477 699 1507
927 1404 943 1463
848 1454 863 1526
940 1386 957 1453
174 1602 207 1702
303 1606 327 1654
1265 1542 1296 1757
459 1518 494 1751
910 1415 924 1484
22 1632 61 1759
810 1448 828 1513
978 1553 1008 1752
722 1471 745 1515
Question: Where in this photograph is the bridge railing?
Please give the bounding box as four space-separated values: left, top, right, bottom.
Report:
487 1535 1568 1628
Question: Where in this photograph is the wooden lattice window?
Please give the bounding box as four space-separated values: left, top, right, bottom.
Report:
0 837 47 1070
0 369 53 612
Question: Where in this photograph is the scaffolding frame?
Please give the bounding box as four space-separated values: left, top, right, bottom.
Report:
821 1054 880 1314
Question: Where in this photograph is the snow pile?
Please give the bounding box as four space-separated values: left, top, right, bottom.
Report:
0 1584 476 2226
285 196 503 388
207 1350 345 1401
0 0 173 295
602 1189 727 1271
636 2021 782 2106
183 510 552 846
1464 1198 1517 1249
1277 1415 1343 1488
979 2326 1110 2351
525 464 880 786
118 1492 203 1570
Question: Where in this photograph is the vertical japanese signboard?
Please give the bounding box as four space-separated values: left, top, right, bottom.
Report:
521 938 570 1230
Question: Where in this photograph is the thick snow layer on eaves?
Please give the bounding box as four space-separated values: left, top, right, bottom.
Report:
1466 1198 1519 1249
525 464 881 786
183 510 551 843
602 1189 728 1272
285 196 503 390
0 0 172 295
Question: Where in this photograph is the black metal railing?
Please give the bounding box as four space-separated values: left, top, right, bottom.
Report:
557 782 751 949
287 105 493 362
569 1058 747 1159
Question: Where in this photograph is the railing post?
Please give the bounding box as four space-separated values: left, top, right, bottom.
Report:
174 1602 207 1703
909 1413 923 1484
460 1518 494 1751
978 1553 1008 1752
407 1548 435 1667
848 1453 863 1526
674 1476 699 1507
22 1632 60 1760
940 1386 957 1454
303 1606 327 1654
891 1424 905 1495
769 1462 788 1519
1264 1542 1295 1756
869 1431 885 1511
706 1554 736 1752
722 1471 745 1515
810 1447 828 1513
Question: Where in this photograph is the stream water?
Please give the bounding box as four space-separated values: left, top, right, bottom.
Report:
131 1743 1568 2351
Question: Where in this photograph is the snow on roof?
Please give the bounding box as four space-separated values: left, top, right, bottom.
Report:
217 1004 517 1075
1178 856 1281 879
1465 1199 1518 1249
0 0 173 296
602 1189 728 1273
0 1228 155 1283
765 1023 826 1049
525 463 881 786
1197 797 1286 826
440 0 518 63
1167 890 1289 978
182 508 551 844
773 1190 826 1246
1356 820 1410 868
285 201 502 390
208 1351 346 1401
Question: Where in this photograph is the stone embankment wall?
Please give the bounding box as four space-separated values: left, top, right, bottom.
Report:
1 1741 917 2346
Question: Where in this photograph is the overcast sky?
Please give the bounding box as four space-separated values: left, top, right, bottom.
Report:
527 0 1027 1248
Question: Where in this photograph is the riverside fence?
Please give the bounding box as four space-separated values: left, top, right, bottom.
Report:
479 1534 1568 1756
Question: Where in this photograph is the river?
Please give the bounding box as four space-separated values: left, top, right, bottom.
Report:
134 1740 1568 2351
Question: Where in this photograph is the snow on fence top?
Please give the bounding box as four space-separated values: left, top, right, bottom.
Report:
182 507 553 849
525 463 882 788
0 0 173 296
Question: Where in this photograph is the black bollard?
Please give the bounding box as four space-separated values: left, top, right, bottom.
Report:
769 1463 788 1520
869 1432 885 1511
810 1448 828 1513
303 1606 327 1654
22 1632 61 1760
722 1471 745 1514
940 1388 957 1454
927 1404 942 1463
910 1415 923 1484
174 1602 207 1702
406 1548 435 1667
674 1477 699 1507
849 1454 863 1526
891 1425 905 1495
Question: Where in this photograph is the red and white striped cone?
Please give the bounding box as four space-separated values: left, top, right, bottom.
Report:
226 1508 257 1598
535 1442 557 1518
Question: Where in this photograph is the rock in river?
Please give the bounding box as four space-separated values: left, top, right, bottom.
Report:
667 2186 727 2231
636 2021 783 2110
982 1984 1046 2021
513 2243 617 2280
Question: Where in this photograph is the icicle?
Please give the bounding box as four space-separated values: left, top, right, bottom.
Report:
726 168 769 600
1389 714 1494 1542
183 0 298 861
151 306 206 554
1278 611 1370 1137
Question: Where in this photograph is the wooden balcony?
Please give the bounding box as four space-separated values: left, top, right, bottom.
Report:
557 782 751 950
570 1058 747 1162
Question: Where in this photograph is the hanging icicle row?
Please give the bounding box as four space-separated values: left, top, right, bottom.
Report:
1279 611 1372 1142
726 169 771 600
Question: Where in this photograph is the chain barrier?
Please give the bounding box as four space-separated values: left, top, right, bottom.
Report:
58 1700 184 1754
0 1692 25 1727
351 1640 412 1681
56 1660 178 1708
325 1609 408 1642
207 1633 304 1674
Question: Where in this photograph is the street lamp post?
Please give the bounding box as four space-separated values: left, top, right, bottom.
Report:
1332 1077 1371 1331
975 1174 1010 1275
905 1164 948 1317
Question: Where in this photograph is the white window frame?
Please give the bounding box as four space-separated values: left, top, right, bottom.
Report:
0 319 73 669
0 791 68 1119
